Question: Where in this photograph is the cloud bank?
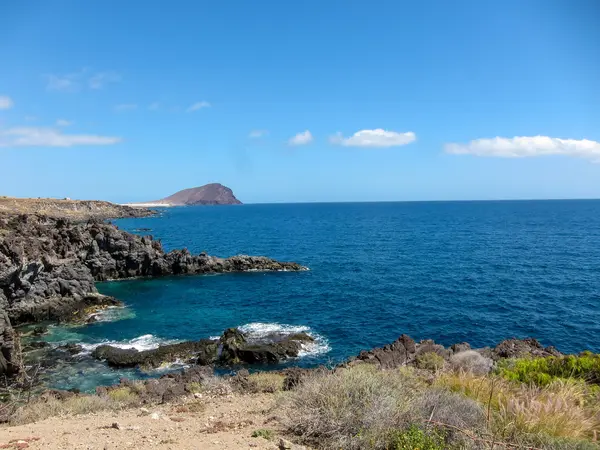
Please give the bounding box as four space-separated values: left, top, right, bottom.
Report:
331 129 416 147
445 136 600 160
0 127 121 148
288 130 313 146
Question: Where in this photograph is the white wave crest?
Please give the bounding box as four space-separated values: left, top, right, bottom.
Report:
89 306 136 323
237 322 330 358
79 334 179 354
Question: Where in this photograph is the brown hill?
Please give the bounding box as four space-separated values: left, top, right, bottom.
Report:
157 183 242 205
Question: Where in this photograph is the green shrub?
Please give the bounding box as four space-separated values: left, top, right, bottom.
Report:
251 429 274 440
386 426 445 450
415 352 445 372
107 386 139 404
498 354 600 386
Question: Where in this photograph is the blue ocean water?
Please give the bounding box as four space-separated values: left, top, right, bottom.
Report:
40 201 600 390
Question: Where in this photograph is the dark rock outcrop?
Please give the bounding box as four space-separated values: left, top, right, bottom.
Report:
92 327 314 369
92 340 217 369
492 338 562 360
0 213 306 375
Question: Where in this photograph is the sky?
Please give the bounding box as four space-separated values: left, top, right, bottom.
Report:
1 0 599 203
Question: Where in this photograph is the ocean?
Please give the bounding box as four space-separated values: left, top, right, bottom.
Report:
37 200 600 391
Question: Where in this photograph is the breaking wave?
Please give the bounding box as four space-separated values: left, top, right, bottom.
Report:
79 334 180 354
237 322 330 357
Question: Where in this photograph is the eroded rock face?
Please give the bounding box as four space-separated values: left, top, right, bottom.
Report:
0 213 307 375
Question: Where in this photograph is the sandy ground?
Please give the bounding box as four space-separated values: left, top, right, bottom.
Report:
0 393 286 450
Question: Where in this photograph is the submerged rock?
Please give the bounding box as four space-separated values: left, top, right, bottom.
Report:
58 343 84 355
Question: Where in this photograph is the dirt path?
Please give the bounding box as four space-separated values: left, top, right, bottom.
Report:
0 393 284 450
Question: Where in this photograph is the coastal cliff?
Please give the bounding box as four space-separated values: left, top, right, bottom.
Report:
0 213 306 374
0 197 155 220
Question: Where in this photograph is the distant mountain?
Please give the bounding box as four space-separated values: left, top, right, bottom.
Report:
136 183 242 206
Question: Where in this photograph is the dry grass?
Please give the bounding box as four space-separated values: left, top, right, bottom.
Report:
246 372 285 393
437 371 600 443
106 386 140 405
10 395 114 425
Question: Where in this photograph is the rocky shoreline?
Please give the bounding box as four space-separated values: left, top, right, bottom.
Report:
0 212 307 376
90 333 566 405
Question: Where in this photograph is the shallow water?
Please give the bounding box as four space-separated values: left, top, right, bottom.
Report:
38 201 600 391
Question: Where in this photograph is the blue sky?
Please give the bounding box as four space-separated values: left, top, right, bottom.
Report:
1 0 599 203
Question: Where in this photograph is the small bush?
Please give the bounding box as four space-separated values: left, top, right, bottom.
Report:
280 364 485 449
246 372 285 393
416 352 445 372
498 355 600 386
386 425 445 450
251 429 274 440
107 386 139 405
450 350 493 375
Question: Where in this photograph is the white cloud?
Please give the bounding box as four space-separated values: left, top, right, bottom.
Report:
46 73 79 91
445 136 600 161
56 119 72 127
89 71 122 89
288 130 313 146
45 69 121 91
330 129 416 148
0 127 121 148
148 102 160 111
187 101 211 112
0 96 14 110
115 104 138 111
249 130 268 138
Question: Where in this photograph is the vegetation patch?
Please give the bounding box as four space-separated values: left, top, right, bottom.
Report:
251 429 274 440
437 371 600 445
246 372 285 393
415 352 445 372
498 354 600 386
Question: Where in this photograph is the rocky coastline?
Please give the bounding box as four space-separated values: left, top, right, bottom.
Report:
0 210 588 417
0 212 307 376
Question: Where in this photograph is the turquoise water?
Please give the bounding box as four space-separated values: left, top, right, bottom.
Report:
39 201 600 391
